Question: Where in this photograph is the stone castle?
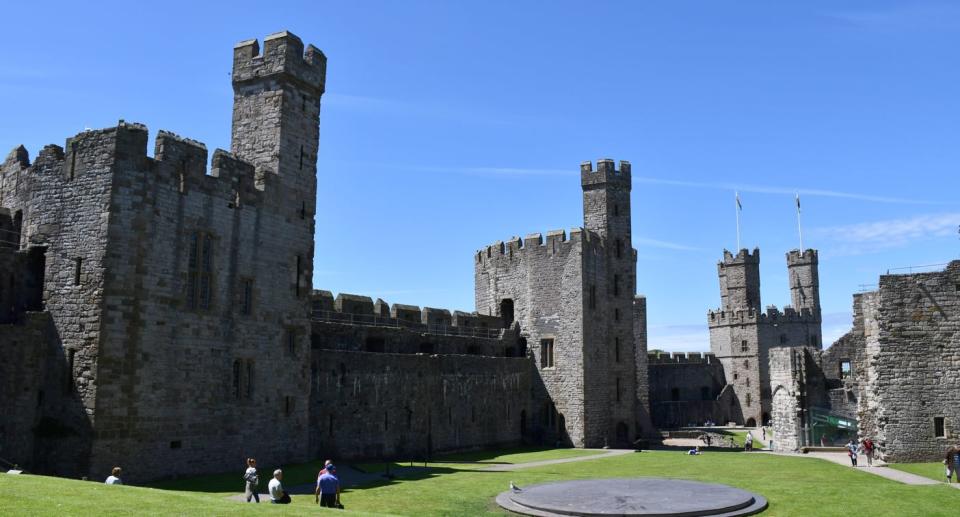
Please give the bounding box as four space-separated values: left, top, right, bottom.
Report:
1 31 955 482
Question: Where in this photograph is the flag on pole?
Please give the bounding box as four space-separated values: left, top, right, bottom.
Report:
736 192 742 211
795 193 801 212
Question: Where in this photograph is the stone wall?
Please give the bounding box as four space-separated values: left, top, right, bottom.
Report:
648 352 729 428
309 350 530 460
858 263 960 462
633 296 653 435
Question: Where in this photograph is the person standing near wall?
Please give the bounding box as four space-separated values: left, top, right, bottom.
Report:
243 458 260 503
945 445 960 483
861 439 875 467
846 439 858 467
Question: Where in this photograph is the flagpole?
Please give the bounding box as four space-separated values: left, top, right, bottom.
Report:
796 194 803 251
735 192 741 251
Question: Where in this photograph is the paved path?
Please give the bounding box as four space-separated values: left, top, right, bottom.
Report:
480 449 634 472
767 451 942 486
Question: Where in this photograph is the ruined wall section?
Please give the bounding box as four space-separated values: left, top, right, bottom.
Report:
475 229 585 446
633 296 653 435
856 291 882 446
309 350 529 460
864 263 960 462
768 347 805 451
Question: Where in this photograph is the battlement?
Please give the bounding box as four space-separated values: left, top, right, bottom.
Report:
475 227 589 263
707 304 820 328
786 248 818 265
232 31 326 95
720 247 760 266
648 351 718 364
580 158 631 189
311 290 504 332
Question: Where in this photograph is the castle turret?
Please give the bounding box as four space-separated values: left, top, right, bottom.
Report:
231 31 326 207
786 249 820 315
581 159 631 246
717 248 761 312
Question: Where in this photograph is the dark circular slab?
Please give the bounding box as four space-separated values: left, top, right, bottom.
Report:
496 478 767 516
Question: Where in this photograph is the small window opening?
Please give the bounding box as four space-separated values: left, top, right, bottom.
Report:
170 440 182 449
840 360 852 378
540 339 555 368
779 334 787 344
69 141 77 180
614 308 620 321
241 279 253 315
740 340 748 352
744 360 749 368
615 239 622 258
299 201 306 220
299 145 304 170
284 396 293 417
246 360 254 399
590 285 596 309
671 387 680 401
295 255 302 296
287 330 297 356
810 335 818 347
934 417 946 438
73 258 82 286
746 393 752 407
614 204 620 216
615 337 620 363
233 360 241 399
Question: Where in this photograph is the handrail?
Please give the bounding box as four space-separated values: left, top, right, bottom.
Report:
311 310 504 339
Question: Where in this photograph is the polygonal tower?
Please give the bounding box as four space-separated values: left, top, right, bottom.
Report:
786 249 820 317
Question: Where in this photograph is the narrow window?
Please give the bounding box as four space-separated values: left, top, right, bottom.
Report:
284 396 293 417
170 440 182 449
746 378 750 387
614 204 619 216
746 393 752 407
301 96 306 112
810 335 818 347
240 279 253 315
232 360 241 399
671 388 680 401
616 377 621 402
540 339 555 368
615 239 622 258
614 308 620 321
246 360 254 399
295 255 302 296
65 349 75 393
615 337 620 363
733 372 739 380
743 360 749 368
299 145 304 170
740 340 748 352
614 274 620 297
299 201 306 220
73 258 82 286
589 285 596 309
840 360 852 378
287 330 297 356
188 233 214 311
779 334 787 344
934 417 946 438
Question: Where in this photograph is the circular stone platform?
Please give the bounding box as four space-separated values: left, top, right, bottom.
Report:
495 478 767 516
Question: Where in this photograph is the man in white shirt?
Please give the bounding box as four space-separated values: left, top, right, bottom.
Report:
268 469 291 504
105 466 123 485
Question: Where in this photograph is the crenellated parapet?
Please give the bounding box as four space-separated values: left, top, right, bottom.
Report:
707 304 820 329
232 31 326 95
311 290 504 333
648 351 718 364
580 158 631 189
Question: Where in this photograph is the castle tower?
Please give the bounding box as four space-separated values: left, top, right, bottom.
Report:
786 249 820 315
581 158 631 245
231 31 326 212
718 248 761 311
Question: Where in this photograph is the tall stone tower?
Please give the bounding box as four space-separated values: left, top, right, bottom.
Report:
709 249 763 426
580 159 638 446
787 249 821 317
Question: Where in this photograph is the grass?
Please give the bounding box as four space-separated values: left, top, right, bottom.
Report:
889 461 952 483
147 459 327 493
356 446 602 473
3 448 960 516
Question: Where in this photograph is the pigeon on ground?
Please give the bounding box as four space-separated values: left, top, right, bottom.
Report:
510 481 522 492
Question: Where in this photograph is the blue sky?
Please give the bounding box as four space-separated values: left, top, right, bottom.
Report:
3 1 959 351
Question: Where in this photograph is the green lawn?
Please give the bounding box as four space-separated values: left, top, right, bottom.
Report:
3 449 960 516
356 446 603 473
889 461 951 483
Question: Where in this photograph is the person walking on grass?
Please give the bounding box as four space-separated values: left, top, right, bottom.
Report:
846 439 858 467
946 445 960 483
315 463 341 508
744 431 753 452
862 438 875 467
268 469 291 504
105 466 123 485
243 458 260 503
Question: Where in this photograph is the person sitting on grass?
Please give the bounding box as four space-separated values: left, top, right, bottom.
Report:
687 446 702 455
315 464 341 508
268 469 291 504
105 467 123 485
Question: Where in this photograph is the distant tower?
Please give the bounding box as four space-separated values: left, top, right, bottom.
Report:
718 248 761 311
581 158 631 245
786 249 820 315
